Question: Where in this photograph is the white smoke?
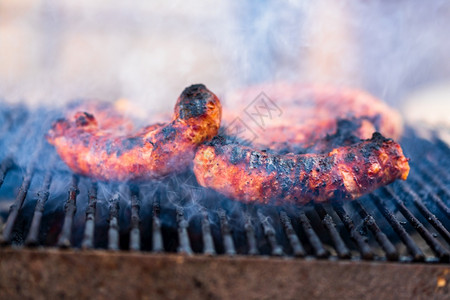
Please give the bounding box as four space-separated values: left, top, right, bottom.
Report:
0 0 449 114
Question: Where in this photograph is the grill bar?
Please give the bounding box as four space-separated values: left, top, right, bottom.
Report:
1 143 42 244
176 207 193 255
383 186 450 262
410 173 450 219
1 168 33 244
297 210 329 258
151 201 163 253
129 186 141 251
280 211 305 257
81 182 97 249
257 210 283 256
417 164 450 200
244 213 259 255
423 158 450 183
352 200 398 260
57 176 79 248
370 194 425 261
315 204 351 259
332 202 374 260
201 209 216 255
398 181 450 244
107 192 120 251
25 158 55 246
219 209 236 256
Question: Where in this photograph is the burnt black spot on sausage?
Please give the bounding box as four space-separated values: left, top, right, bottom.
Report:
345 152 356 162
208 135 231 156
182 84 206 97
249 151 264 169
275 158 295 196
370 132 389 143
276 158 295 174
146 139 156 149
208 135 226 147
122 137 144 150
75 112 95 127
266 156 279 174
301 156 317 173
294 156 302 192
279 174 293 196
212 144 224 155
320 118 362 151
319 156 336 172
361 136 384 160
178 84 210 120
161 126 177 141
361 148 372 160
229 146 247 165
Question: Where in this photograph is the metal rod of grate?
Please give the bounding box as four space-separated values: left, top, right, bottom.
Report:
297 209 329 258
383 186 450 261
257 210 283 256
57 176 79 248
25 156 56 246
201 209 216 255
370 194 425 262
81 182 97 249
280 211 305 257
108 192 120 251
398 181 450 244
151 199 164 253
176 207 193 255
244 213 259 255
315 204 351 259
129 186 141 251
332 202 373 260
1 140 44 245
409 172 450 219
352 199 399 261
219 208 237 256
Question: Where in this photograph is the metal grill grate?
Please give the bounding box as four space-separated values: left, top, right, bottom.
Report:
0 105 449 263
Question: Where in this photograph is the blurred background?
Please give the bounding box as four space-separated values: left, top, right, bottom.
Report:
0 0 449 125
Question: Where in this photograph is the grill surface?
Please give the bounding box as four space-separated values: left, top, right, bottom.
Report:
0 104 449 264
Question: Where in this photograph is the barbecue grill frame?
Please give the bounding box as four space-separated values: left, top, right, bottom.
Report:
0 248 448 299
1 106 450 299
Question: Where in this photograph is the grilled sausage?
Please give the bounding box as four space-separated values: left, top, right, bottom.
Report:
193 133 410 204
223 83 403 153
47 84 222 181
